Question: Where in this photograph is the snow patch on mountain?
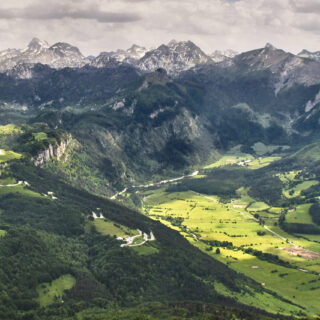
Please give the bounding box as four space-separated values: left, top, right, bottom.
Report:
305 90 320 112
210 49 238 62
137 40 212 76
93 44 148 67
298 50 320 62
0 38 89 76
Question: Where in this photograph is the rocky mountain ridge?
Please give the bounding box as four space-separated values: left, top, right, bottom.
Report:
210 49 238 62
0 38 89 73
0 38 232 77
2 38 320 84
298 49 320 62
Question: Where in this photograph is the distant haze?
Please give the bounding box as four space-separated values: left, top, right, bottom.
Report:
0 0 319 56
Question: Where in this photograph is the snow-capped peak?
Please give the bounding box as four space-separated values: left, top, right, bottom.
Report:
27 38 50 51
298 49 320 62
210 49 238 63
126 44 147 60
0 38 89 75
137 40 212 76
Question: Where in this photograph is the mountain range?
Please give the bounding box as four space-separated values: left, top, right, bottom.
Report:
1 38 320 78
0 38 320 193
0 38 320 319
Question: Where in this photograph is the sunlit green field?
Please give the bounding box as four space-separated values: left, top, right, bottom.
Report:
247 202 270 212
0 124 23 135
277 171 301 184
37 274 76 306
93 218 135 237
144 189 320 316
286 204 314 224
283 181 319 198
204 155 254 169
139 150 320 317
204 154 281 170
0 149 22 163
247 157 281 169
0 183 42 198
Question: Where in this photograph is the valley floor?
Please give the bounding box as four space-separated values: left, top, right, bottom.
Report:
115 152 320 318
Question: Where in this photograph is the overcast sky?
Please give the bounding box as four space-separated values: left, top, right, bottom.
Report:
0 0 319 56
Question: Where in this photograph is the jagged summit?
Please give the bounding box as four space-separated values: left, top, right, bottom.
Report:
168 39 178 47
299 49 310 55
137 40 211 75
94 44 148 66
3 38 320 86
0 38 88 74
210 49 238 62
298 49 320 62
27 38 50 51
264 42 277 50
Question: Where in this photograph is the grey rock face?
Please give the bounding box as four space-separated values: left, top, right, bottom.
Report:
210 49 238 63
298 49 320 62
0 38 89 77
234 43 320 93
33 137 72 167
137 40 212 76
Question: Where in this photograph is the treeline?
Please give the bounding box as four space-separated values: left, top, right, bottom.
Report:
166 166 285 206
243 248 292 268
310 203 320 226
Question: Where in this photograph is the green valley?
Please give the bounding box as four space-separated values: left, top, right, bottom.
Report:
1 36 320 320
113 149 320 318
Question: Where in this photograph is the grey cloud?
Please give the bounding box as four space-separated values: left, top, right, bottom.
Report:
1 0 320 56
293 18 320 34
0 4 141 23
290 0 320 14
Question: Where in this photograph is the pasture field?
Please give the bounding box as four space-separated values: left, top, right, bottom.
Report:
93 219 135 237
0 177 17 185
286 204 314 225
213 281 304 317
0 183 42 198
37 274 76 307
246 157 281 169
0 230 6 237
204 155 254 169
283 181 319 198
0 149 22 163
143 187 320 317
0 185 41 198
0 124 23 135
277 171 301 184
204 154 281 170
247 202 270 212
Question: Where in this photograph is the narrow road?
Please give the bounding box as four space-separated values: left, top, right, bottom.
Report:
119 230 155 248
0 181 29 187
111 188 127 200
226 204 297 246
111 171 199 200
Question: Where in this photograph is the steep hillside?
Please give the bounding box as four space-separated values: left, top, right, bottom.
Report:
0 158 295 319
